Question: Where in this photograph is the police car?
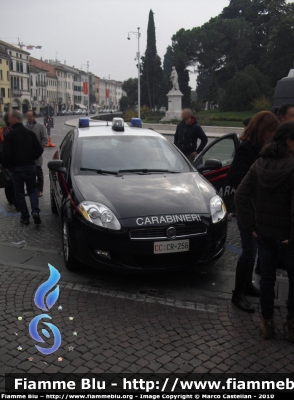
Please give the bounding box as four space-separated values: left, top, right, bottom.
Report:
48 117 229 271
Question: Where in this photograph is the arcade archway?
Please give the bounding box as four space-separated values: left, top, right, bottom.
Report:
12 98 21 110
22 99 30 114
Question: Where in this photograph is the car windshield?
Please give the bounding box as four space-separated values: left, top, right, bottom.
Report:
74 135 191 174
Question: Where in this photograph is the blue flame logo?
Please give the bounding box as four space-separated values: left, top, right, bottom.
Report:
35 264 60 311
29 264 62 355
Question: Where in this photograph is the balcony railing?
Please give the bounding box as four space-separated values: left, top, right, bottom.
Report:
12 89 23 97
36 82 47 87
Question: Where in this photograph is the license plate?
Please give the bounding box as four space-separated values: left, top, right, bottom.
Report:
154 240 189 254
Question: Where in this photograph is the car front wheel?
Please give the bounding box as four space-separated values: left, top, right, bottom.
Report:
62 220 79 271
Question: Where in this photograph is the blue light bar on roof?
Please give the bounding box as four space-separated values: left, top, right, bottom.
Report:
79 118 90 128
130 118 142 128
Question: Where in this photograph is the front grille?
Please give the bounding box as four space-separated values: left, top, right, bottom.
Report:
130 224 207 240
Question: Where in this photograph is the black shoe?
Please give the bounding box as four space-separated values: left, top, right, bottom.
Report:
20 218 30 225
32 212 41 225
244 283 260 297
232 292 255 313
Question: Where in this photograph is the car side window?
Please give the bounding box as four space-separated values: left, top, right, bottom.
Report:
60 131 74 165
202 137 236 167
60 132 70 157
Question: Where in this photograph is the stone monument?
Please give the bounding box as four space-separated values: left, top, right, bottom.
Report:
163 66 183 121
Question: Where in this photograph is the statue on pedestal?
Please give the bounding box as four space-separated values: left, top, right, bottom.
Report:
162 66 183 121
170 66 179 91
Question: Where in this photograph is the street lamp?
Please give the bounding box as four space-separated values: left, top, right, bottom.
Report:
127 27 141 119
81 61 90 116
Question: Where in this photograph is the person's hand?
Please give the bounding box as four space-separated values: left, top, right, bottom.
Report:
282 240 289 245
190 151 198 158
252 231 258 238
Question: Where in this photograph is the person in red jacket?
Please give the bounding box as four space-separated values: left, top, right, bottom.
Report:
235 121 294 341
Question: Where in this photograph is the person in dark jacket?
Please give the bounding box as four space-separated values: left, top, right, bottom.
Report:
235 121 294 341
228 111 280 313
277 103 294 122
26 110 48 197
0 112 16 207
174 109 208 162
243 117 251 128
2 110 44 225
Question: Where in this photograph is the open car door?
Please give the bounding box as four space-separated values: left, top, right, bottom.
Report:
193 133 239 213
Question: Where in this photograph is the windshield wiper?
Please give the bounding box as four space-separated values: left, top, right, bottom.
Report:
80 168 118 175
118 169 181 175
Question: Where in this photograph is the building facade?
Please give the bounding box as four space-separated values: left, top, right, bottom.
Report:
0 40 31 113
89 73 96 107
0 40 123 115
56 64 84 110
30 66 58 113
0 49 11 113
30 57 59 113
29 65 39 111
47 61 76 111
64 67 74 110
46 74 58 109
80 70 88 108
36 68 47 113
73 73 82 106
94 76 99 105
98 79 123 110
115 82 124 109
55 66 67 112
98 79 107 109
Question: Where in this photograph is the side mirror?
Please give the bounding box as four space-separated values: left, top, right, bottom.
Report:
48 160 67 174
197 158 222 172
204 159 222 170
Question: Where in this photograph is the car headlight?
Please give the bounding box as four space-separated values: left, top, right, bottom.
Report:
79 201 121 230
210 195 226 223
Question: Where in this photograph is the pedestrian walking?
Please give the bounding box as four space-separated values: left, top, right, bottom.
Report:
243 117 252 128
277 103 294 122
1 110 44 225
0 112 16 206
45 116 56 148
26 110 48 197
228 111 280 313
235 121 294 341
174 109 208 162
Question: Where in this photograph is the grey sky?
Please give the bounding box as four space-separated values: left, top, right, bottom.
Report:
1 0 293 89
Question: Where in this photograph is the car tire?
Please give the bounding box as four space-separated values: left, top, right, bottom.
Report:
50 185 58 214
62 220 79 271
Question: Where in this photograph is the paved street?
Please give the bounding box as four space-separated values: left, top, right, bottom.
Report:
0 116 292 388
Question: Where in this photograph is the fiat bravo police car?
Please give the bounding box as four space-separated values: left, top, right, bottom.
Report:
48 117 228 271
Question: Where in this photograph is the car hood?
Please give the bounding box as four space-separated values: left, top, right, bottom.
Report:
74 172 215 219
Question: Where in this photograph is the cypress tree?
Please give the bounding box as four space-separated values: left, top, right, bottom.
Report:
141 10 163 109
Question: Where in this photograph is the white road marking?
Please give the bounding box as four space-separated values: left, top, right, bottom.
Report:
60 282 218 313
